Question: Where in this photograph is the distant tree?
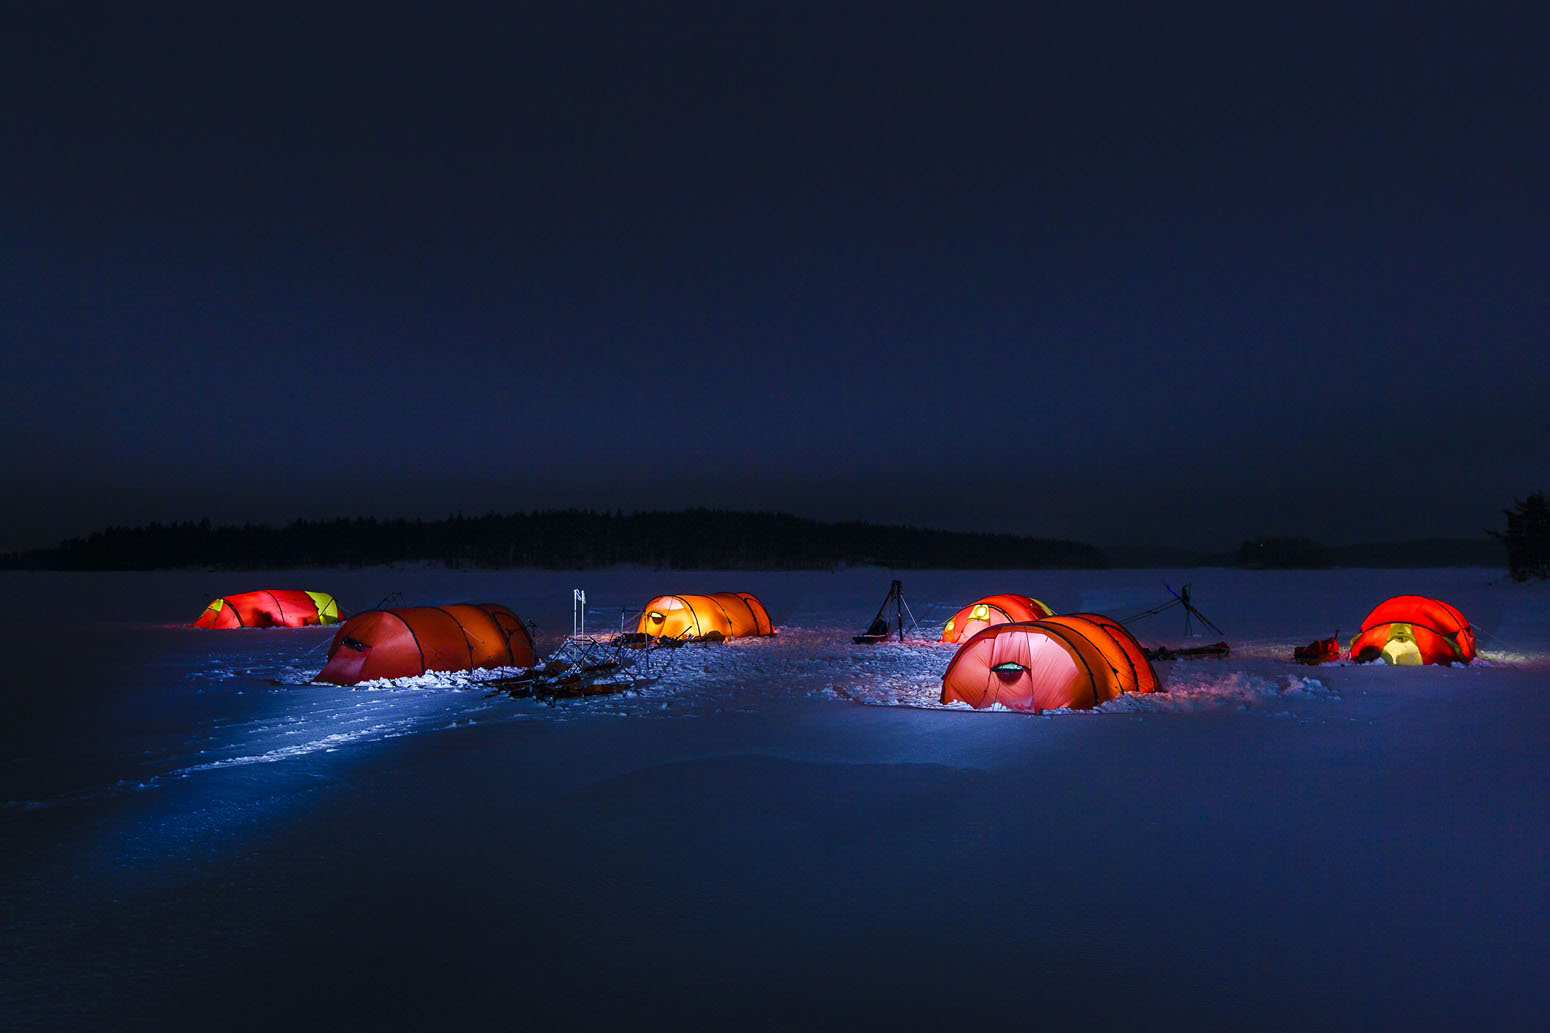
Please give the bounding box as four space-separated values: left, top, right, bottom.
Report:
1491 493 1550 581
1235 537 1332 569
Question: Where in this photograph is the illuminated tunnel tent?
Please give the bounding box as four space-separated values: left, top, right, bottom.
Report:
941 594 1053 643
635 593 773 641
1349 595 1477 665
1061 613 1157 686
942 615 1160 712
193 590 340 629
314 603 536 685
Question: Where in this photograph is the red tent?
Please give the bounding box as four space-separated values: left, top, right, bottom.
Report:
942 615 1159 712
940 594 1053 643
314 603 535 685
193 590 340 629
1348 596 1476 665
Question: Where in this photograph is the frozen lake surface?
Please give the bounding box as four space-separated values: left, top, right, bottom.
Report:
2 567 1546 1030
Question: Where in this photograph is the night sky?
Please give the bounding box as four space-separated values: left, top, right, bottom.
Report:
5 3 1546 553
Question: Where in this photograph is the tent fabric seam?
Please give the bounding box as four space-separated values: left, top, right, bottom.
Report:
387 610 427 673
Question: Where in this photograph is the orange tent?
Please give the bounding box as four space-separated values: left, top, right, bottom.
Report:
941 594 1053 643
635 593 773 641
1349 596 1476 665
314 603 535 685
1060 613 1157 689
941 615 1160 712
193 590 340 629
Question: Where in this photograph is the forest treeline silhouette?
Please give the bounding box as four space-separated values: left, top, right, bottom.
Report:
1 509 1509 572
2 510 1108 571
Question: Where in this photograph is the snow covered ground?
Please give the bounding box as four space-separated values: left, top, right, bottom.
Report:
2 566 1546 1031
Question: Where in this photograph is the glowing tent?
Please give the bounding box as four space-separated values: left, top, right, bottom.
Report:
635 593 773 641
941 615 1159 712
1060 613 1157 687
941 594 1053 643
193 590 340 629
1348 596 1476 665
314 603 535 685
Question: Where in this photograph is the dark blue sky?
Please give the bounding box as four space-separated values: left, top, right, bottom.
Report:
4 3 1546 552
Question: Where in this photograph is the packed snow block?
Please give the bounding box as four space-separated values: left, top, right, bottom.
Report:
940 594 1053 643
942 615 1159 712
635 593 773 641
193 590 340 629
314 603 536 684
1348 596 1476 665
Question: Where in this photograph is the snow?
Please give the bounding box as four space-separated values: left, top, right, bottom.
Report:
1 566 1546 1031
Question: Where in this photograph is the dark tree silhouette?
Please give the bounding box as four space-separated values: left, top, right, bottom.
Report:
1 510 1109 572
1491 493 1550 582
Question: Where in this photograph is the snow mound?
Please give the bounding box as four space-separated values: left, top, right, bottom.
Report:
1104 673 1340 711
343 665 535 691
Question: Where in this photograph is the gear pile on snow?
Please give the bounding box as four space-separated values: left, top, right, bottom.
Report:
484 635 680 701
1293 635 1342 664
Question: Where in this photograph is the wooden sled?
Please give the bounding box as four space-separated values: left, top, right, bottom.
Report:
484 635 677 702
1143 641 1231 661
